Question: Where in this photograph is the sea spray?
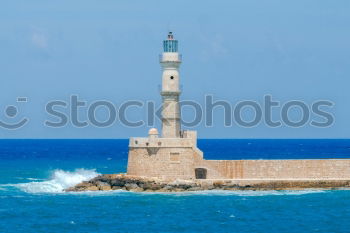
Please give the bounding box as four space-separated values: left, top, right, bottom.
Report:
15 169 100 193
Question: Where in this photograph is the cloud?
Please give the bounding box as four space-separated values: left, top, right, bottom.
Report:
211 34 228 55
31 31 48 49
199 33 228 62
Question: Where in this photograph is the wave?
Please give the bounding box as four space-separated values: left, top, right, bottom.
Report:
14 177 45 181
3 169 338 197
14 169 100 193
46 189 328 197
137 189 327 196
26 178 45 181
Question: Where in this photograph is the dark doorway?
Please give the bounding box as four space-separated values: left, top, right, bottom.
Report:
195 168 207 179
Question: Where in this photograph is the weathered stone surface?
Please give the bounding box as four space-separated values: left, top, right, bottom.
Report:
96 181 111 190
86 186 99 191
64 173 350 192
65 181 99 192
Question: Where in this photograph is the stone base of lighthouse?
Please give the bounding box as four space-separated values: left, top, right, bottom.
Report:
127 129 350 181
127 130 205 180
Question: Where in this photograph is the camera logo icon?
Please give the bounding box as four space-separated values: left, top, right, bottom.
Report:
0 97 29 130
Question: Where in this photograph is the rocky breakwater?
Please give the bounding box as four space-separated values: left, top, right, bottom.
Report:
64 174 201 192
64 174 350 192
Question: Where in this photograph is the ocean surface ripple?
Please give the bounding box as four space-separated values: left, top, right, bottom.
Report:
1 139 350 233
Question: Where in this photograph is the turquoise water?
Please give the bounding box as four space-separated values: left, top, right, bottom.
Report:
1 140 350 232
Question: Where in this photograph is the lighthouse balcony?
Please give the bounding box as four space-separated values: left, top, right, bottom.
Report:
129 137 195 148
159 53 182 63
129 130 197 148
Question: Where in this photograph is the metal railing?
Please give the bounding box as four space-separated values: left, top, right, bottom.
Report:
159 54 182 63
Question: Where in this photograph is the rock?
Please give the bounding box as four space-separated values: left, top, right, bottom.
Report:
64 173 350 192
110 179 126 187
163 185 174 190
111 186 123 190
157 188 171 192
86 185 99 191
129 187 144 192
187 187 201 191
144 189 155 192
125 183 139 190
65 181 98 192
96 181 112 191
172 188 185 192
99 185 112 191
213 181 224 188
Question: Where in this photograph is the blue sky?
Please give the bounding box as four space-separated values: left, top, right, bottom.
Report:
0 0 350 138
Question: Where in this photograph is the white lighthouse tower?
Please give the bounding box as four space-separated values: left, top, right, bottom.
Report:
160 32 182 138
127 32 204 180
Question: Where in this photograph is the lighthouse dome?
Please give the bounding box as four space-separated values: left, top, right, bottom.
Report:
148 128 159 135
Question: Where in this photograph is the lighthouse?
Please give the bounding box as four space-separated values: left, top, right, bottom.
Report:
160 32 182 138
125 32 350 183
127 32 204 180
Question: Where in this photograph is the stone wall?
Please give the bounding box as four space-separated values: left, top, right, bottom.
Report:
127 130 202 180
128 145 350 180
127 133 350 180
200 159 350 180
127 147 200 180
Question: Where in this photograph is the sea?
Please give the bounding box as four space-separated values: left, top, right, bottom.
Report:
1 139 350 233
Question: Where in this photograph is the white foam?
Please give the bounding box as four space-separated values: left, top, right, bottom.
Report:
136 189 327 196
65 189 327 197
26 178 45 181
67 189 127 196
15 169 100 193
